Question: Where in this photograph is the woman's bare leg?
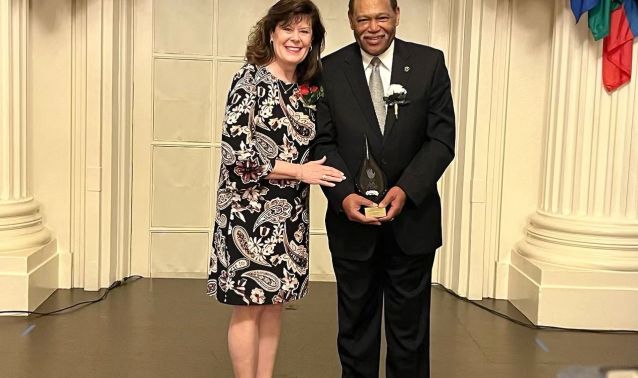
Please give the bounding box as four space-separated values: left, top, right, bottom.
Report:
256 304 283 378
228 306 264 378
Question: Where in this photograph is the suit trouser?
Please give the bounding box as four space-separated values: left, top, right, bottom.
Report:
332 225 436 378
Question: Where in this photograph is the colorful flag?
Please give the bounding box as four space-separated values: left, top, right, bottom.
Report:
589 0 622 40
603 6 633 91
624 0 638 36
571 0 600 22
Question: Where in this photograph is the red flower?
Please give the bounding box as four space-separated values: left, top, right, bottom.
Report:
298 84 310 96
295 83 324 108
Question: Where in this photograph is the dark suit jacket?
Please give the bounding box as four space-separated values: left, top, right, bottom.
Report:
313 39 456 260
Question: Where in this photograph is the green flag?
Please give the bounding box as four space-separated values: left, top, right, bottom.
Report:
589 0 623 40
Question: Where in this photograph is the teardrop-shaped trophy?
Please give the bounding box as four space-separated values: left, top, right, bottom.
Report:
355 135 388 218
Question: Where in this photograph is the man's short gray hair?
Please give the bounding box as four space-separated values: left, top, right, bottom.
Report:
348 0 398 14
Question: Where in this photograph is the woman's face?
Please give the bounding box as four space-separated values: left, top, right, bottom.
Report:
271 16 313 69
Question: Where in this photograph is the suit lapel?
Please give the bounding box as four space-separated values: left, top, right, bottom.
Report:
383 39 412 141
343 47 384 147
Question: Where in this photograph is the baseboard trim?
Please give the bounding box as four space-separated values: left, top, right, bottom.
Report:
0 238 58 315
508 249 638 330
310 273 336 282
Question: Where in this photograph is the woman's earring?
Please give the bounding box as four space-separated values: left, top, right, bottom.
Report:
309 45 313 52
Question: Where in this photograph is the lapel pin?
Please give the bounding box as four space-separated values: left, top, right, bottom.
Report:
404 66 410 72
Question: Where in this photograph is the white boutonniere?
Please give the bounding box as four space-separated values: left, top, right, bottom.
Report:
383 84 409 119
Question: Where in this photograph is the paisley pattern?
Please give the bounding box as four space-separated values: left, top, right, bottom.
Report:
255 132 279 160
242 270 282 292
220 142 236 166
253 198 293 231
208 64 314 305
232 226 273 267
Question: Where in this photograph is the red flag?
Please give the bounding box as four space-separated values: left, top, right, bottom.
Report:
603 7 633 92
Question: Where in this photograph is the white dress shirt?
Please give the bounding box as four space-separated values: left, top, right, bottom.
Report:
361 40 395 95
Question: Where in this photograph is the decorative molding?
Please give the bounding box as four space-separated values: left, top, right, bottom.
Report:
309 274 335 282
0 199 50 251
70 0 134 290
71 0 103 290
517 211 638 271
427 0 448 286
131 0 154 276
114 0 134 280
430 0 463 293
483 0 513 300
71 0 88 288
309 228 327 236
430 0 513 300
509 251 638 330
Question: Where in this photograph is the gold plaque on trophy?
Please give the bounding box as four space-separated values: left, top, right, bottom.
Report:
364 206 387 218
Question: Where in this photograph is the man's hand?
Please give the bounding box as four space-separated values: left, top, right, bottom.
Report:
342 193 382 226
378 186 407 223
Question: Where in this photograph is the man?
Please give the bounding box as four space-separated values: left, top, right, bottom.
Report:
313 0 455 376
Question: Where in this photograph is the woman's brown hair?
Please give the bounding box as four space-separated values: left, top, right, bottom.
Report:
246 0 325 84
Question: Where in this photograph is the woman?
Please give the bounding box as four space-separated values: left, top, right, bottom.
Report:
207 1 340 377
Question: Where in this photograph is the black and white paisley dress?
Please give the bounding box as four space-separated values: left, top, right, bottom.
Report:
207 63 316 305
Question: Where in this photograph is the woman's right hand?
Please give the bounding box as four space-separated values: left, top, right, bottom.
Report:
298 156 346 187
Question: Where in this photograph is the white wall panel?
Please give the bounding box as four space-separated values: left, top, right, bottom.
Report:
151 146 211 228
154 0 214 55
216 0 270 57
214 60 244 141
154 59 213 143
151 232 209 277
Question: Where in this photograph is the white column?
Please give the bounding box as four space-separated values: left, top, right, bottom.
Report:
0 0 57 315
509 1 638 330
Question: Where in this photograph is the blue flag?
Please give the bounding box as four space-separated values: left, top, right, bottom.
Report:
625 0 638 36
571 0 601 22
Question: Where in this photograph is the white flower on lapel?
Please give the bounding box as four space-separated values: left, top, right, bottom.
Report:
383 84 409 119
386 84 406 96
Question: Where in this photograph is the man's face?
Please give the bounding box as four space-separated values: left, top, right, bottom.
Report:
349 0 400 56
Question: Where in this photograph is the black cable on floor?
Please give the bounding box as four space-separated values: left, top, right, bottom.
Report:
431 283 638 335
0 275 143 316
2 277 636 335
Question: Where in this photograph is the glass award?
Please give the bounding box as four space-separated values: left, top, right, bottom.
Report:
355 136 388 218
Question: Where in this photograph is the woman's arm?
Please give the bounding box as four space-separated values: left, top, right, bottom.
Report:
221 65 344 188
